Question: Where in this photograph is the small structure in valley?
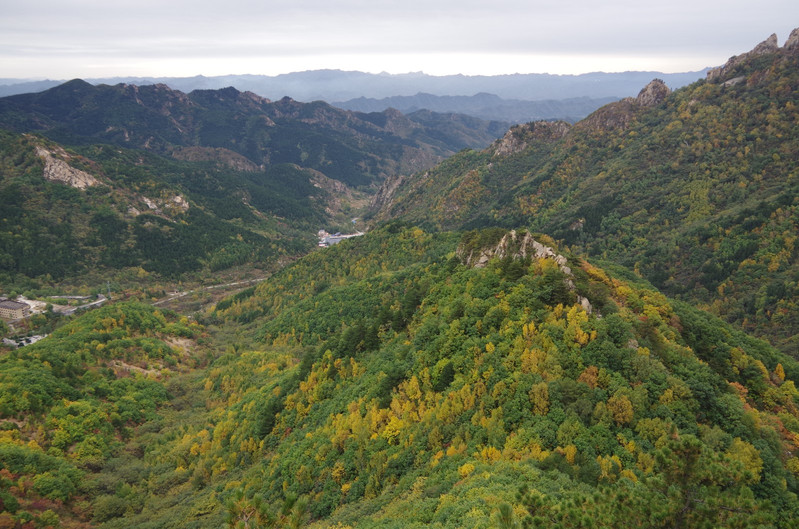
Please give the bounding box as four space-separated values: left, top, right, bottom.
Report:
318 229 364 247
0 298 31 320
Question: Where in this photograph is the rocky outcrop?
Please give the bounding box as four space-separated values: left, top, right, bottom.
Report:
785 27 799 51
137 194 190 216
458 230 593 313
635 79 670 107
458 230 569 270
706 31 798 81
491 121 570 157
35 146 99 189
171 146 261 172
370 173 407 212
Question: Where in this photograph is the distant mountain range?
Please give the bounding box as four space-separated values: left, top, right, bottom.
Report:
0 80 507 188
0 80 506 286
334 93 619 124
0 69 707 123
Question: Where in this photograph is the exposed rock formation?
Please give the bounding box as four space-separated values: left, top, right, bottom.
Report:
635 79 670 107
785 27 799 51
35 146 99 189
370 173 407 212
491 121 571 157
458 229 568 269
706 31 798 81
458 230 593 313
138 194 190 216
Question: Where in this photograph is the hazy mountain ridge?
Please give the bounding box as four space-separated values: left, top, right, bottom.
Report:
0 69 708 100
371 32 799 354
0 80 506 189
334 92 620 124
0 70 706 124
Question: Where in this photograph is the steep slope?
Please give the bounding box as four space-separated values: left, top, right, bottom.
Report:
0 302 204 528
74 226 799 529
0 129 333 289
0 81 506 189
372 30 799 354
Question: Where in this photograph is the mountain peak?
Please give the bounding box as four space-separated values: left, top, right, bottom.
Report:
785 27 799 51
707 28 796 81
754 33 780 54
491 120 570 157
635 78 670 107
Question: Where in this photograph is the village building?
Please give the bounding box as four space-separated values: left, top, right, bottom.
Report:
317 230 365 247
0 298 31 320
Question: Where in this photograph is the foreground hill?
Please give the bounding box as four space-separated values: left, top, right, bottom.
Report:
373 30 799 354
2 226 785 528
0 81 507 189
0 302 204 527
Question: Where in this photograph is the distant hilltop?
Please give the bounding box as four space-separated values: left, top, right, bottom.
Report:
0 69 708 125
0 69 707 102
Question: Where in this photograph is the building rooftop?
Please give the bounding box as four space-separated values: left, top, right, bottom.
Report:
0 299 28 310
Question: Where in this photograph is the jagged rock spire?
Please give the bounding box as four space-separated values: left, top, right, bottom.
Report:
785 27 799 51
636 79 670 107
707 29 797 81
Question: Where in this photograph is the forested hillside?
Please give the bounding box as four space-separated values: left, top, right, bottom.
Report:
0 302 204 527
0 81 507 189
1 29 798 529
0 129 333 292
0 80 509 291
373 33 799 354
4 226 793 528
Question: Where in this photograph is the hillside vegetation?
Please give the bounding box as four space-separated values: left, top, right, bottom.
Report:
373 34 799 355
0 81 507 189
0 129 329 292
0 302 204 527
1 31 798 529
0 81 509 291
3 227 792 528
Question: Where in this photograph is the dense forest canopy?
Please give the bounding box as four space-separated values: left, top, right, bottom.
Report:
2 226 797 528
372 39 799 356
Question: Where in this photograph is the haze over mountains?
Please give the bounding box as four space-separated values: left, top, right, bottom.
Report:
0 69 707 124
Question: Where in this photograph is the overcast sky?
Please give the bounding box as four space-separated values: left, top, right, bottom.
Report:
2 0 798 79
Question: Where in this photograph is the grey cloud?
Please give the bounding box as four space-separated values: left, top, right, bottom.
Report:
1 0 798 77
